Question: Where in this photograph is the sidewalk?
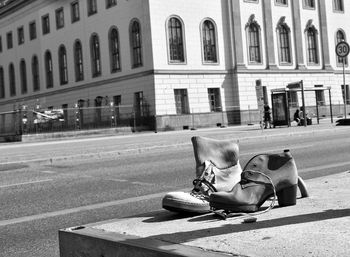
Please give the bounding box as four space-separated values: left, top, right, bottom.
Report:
59 171 350 257
19 117 338 143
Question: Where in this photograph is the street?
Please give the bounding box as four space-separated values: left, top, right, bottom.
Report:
1 125 350 257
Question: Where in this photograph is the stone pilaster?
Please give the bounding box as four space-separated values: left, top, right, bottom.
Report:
291 0 306 69
318 0 333 70
231 0 247 70
262 0 278 69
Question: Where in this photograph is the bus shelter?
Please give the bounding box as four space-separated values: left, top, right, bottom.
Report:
271 80 333 127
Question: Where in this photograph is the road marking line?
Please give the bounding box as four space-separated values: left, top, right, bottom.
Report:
40 170 57 174
107 178 129 182
0 190 183 227
131 181 157 186
299 161 350 173
0 179 53 189
240 144 313 157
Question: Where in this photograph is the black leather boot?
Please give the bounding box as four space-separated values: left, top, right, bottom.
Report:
209 150 300 213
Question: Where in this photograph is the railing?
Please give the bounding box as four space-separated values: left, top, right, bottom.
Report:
0 104 154 136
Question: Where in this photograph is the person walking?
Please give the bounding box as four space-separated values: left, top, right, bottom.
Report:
263 104 272 129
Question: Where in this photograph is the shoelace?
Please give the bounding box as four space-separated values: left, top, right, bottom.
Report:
190 161 218 201
213 170 277 220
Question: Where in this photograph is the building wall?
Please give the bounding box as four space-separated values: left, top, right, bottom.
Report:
0 0 156 113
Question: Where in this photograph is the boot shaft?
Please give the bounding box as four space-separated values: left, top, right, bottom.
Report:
243 150 298 189
191 136 240 177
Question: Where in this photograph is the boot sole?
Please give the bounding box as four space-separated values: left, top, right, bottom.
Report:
162 198 210 213
162 204 210 214
210 202 259 213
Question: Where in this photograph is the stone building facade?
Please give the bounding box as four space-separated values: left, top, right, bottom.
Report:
0 0 349 131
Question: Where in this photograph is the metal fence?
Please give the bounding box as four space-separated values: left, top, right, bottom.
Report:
0 104 154 137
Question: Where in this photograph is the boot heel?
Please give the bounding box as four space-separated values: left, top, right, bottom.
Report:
277 184 297 207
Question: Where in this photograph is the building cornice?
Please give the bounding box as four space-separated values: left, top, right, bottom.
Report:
0 0 37 19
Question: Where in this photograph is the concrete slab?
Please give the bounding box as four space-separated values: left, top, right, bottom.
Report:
59 171 350 257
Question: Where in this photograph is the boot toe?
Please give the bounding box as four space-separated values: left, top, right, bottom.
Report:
162 191 210 213
209 191 234 205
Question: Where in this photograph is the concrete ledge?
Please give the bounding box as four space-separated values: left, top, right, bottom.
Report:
59 226 227 257
59 171 350 257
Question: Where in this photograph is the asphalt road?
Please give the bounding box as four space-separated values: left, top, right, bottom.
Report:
1 125 350 257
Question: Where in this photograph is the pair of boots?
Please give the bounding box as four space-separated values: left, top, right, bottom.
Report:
162 136 308 214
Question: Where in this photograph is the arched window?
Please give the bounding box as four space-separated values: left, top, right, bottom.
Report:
59 45 68 85
336 30 348 66
306 27 319 64
168 17 185 63
246 17 262 63
202 20 217 63
32 55 40 91
45 51 54 88
277 21 291 64
130 20 143 68
74 40 84 81
9 63 16 96
109 28 121 72
0 67 4 99
90 34 101 77
20 59 27 94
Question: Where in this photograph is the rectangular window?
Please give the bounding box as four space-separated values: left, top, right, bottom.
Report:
87 0 97 16
17 26 24 45
341 84 350 104
275 0 287 5
56 8 65 29
29 21 37 40
174 89 190 114
333 0 344 12
106 0 117 8
62 104 68 126
71 1 80 23
315 85 325 106
113 95 121 121
6 32 13 49
134 91 144 118
208 88 222 112
304 0 315 8
114 95 121 106
42 14 50 35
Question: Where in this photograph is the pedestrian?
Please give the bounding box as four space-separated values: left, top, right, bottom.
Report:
294 109 301 126
263 104 272 129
